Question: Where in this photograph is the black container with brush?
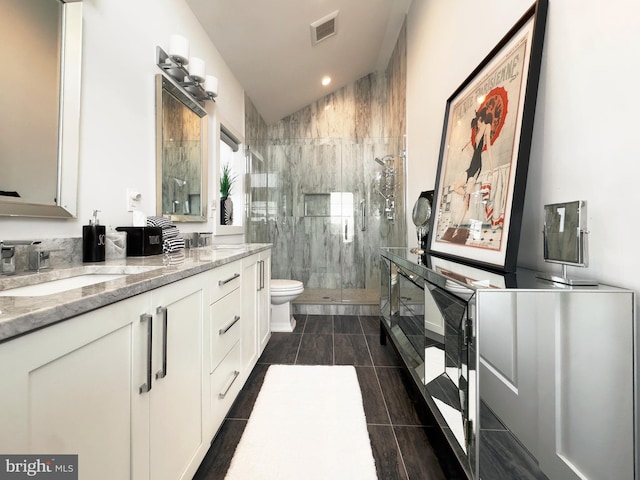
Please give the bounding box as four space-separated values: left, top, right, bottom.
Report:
83 209 106 262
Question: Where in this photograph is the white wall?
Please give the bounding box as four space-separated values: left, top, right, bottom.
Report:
1 0 245 239
407 0 640 292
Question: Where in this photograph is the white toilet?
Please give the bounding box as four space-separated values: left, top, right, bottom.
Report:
270 279 304 332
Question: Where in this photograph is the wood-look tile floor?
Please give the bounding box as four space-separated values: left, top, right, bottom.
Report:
192 314 467 480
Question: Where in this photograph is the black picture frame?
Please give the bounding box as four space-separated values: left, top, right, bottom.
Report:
427 0 548 272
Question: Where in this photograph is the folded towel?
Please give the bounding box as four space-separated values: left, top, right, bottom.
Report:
163 251 185 267
163 236 185 254
162 225 180 240
146 216 174 229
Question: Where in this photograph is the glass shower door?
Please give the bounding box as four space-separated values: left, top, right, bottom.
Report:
261 137 405 306
245 145 269 243
339 140 405 305
339 141 370 304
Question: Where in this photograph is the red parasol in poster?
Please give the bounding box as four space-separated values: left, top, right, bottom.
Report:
471 86 508 150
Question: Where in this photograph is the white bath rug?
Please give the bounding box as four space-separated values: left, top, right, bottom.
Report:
224 365 378 480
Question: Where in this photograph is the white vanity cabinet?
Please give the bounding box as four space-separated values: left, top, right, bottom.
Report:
0 294 148 480
0 272 209 480
132 273 209 480
207 251 272 434
0 248 272 480
208 261 244 436
241 250 271 380
257 250 271 352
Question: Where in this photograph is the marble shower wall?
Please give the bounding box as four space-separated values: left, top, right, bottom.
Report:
244 20 407 292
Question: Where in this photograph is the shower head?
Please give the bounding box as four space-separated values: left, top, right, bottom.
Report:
173 177 187 186
374 155 394 166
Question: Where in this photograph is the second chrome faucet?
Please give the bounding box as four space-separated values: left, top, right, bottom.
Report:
0 240 48 275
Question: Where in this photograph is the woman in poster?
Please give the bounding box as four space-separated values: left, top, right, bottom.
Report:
452 107 494 227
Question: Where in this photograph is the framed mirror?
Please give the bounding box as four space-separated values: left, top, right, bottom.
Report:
542 200 587 267
0 0 82 218
537 200 596 286
155 74 208 222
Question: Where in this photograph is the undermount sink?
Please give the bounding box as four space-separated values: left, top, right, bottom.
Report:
0 265 162 297
0 274 127 296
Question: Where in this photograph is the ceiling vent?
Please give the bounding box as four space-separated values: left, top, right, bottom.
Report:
310 10 338 46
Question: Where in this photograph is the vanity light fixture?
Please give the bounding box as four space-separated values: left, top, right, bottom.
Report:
188 57 205 82
156 36 216 104
204 75 218 98
168 34 189 65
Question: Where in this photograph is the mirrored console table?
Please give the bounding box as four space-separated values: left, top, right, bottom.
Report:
380 247 638 480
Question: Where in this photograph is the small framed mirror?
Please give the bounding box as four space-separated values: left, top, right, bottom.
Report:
542 200 587 266
155 74 208 222
538 200 596 285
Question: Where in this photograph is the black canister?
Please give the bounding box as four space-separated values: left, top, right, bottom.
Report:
115 226 163 256
83 210 106 262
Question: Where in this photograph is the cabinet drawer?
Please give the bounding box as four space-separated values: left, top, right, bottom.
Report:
210 342 241 432
210 289 241 371
211 261 242 304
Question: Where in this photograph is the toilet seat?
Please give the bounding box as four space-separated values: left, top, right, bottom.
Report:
271 279 304 294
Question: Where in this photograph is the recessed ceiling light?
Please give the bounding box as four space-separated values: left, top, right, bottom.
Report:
321 76 331 86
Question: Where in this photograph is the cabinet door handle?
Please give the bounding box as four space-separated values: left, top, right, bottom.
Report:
218 370 240 399
219 315 241 335
155 306 168 380
259 260 264 291
139 313 153 394
256 260 261 291
219 273 240 286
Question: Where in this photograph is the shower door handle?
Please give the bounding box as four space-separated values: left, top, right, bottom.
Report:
360 200 366 231
344 219 348 240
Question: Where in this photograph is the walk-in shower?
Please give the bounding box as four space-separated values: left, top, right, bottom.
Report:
246 138 406 314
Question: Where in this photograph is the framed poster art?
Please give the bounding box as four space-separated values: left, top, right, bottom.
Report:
427 0 548 272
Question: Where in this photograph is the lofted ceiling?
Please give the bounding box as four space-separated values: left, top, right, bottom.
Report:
186 0 412 124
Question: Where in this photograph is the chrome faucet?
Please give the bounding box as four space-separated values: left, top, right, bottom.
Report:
0 243 16 275
28 249 51 272
0 240 42 275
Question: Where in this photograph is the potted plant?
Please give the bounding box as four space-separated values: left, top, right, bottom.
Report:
220 163 236 225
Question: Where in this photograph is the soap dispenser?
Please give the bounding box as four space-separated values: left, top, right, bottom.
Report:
83 209 106 262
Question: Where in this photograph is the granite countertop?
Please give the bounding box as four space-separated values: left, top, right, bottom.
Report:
0 244 271 343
